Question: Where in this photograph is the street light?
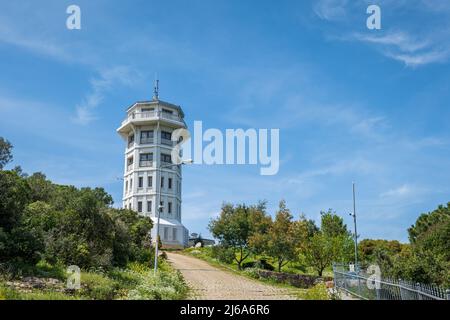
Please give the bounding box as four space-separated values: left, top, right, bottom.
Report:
153 158 193 275
349 182 358 269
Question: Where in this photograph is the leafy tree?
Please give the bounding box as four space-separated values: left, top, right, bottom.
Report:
320 209 351 238
250 200 301 272
301 211 354 276
408 203 450 244
209 202 270 269
0 137 13 169
303 232 337 276
26 172 54 202
298 214 319 238
0 170 31 232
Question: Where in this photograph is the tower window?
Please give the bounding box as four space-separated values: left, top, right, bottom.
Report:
168 202 172 214
168 178 173 189
161 131 171 140
161 131 172 145
139 153 153 167
147 201 152 213
127 157 133 171
148 176 153 188
161 177 164 188
161 153 172 164
128 134 135 148
140 130 154 144
138 177 143 188
137 201 143 213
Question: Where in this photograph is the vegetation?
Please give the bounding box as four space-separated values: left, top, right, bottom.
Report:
208 201 271 269
0 137 188 300
207 198 450 290
359 203 450 287
0 261 188 300
209 201 354 276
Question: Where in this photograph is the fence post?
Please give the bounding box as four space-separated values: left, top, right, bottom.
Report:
446 289 450 300
416 283 422 300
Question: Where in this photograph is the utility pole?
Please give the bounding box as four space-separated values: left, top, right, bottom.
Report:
351 182 358 268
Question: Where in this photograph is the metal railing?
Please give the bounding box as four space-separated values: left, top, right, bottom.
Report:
121 111 184 126
161 138 174 146
139 160 153 167
140 137 154 144
333 263 450 300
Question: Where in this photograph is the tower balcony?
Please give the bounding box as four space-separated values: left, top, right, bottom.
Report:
117 110 186 135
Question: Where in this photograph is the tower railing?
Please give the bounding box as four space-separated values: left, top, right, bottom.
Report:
121 111 184 126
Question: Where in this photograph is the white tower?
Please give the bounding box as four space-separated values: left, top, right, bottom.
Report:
117 82 189 248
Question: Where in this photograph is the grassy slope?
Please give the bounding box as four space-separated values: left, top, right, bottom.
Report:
0 259 189 300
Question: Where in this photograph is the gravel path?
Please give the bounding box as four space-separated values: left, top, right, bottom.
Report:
166 252 297 300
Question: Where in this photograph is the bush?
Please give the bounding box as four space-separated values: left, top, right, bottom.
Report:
80 272 118 300
211 246 235 264
302 283 330 300
242 259 274 271
242 268 260 279
127 265 188 300
255 270 332 288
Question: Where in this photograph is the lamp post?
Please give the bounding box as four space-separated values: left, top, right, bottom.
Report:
349 182 358 268
153 158 193 275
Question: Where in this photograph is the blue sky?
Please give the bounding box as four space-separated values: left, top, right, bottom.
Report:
1 0 449 242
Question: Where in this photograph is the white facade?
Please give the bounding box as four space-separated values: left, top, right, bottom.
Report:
117 97 189 248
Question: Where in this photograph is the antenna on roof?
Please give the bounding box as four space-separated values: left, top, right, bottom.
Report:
153 73 159 100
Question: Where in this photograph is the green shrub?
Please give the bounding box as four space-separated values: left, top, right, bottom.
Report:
211 246 235 264
80 272 118 300
242 268 260 279
127 266 188 300
301 283 330 300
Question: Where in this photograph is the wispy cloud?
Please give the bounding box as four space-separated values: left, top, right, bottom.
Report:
73 66 141 125
313 0 349 21
380 184 415 198
351 31 450 67
314 1 450 67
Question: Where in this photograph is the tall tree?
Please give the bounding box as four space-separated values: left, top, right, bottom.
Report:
320 209 350 238
263 200 301 272
0 137 13 170
209 202 270 269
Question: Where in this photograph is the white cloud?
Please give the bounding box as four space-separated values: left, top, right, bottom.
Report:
313 0 349 21
380 184 415 198
315 1 450 67
73 66 141 125
351 31 450 67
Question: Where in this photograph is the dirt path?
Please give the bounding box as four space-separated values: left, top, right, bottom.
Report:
166 252 298 300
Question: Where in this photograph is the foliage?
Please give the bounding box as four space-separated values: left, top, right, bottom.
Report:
80 272 118 300
242 259 274 271
210 245 236 264
0 137 13 170
301 212 354 276
250 200 302 271
0 162 153 269
209 201 271 269
300 283 330 300
126 262 188 300
359 203 450 287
